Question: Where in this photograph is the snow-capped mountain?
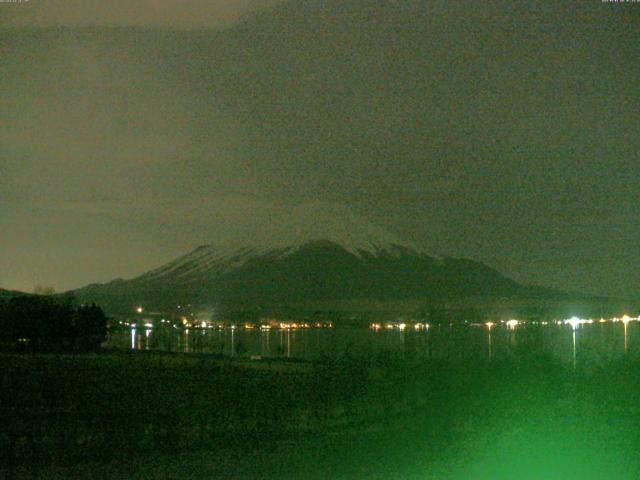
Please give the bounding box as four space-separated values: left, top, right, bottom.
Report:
74 240 559 315
138 238 425 285
73 203 563 313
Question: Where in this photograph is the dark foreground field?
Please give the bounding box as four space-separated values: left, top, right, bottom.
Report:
2 349 640 479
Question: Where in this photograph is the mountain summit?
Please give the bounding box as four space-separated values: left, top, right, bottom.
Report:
196 202 426 257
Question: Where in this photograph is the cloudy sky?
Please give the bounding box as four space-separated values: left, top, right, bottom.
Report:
1 0 639 297
0 0 283 29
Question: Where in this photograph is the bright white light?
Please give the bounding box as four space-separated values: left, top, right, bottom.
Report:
144 322 153 328
485 321 494 330
506 319 518 330
564 317 581 330
622 315 632 324
398 323 406 331
136 307 143 314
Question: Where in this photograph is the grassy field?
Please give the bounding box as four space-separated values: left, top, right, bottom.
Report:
2 349 640 479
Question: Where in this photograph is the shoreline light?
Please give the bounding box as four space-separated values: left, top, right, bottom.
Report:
565 317 581 330
506 319 519 330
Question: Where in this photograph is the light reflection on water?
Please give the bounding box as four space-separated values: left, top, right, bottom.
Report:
105 322 639 365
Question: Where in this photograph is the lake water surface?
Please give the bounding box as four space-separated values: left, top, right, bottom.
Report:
104 320 640 366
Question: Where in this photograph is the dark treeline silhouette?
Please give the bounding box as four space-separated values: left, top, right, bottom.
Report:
0 294 107 352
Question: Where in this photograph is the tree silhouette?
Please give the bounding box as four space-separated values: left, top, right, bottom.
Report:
0 295 108 352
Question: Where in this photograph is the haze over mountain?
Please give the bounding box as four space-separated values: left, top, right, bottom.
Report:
2 1 638 297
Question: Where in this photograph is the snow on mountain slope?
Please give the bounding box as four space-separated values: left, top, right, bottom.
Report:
138 203 429 281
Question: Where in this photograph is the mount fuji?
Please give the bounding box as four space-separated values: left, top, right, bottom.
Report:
73 204 559 313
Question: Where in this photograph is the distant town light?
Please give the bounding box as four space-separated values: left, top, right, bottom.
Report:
136 306 143 314
564 317 581 330
506 319 519 330
485 321 494 330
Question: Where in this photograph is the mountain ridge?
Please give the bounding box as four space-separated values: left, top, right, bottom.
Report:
73 238 565 314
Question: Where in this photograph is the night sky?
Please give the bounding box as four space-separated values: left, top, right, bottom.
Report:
1 0 639 297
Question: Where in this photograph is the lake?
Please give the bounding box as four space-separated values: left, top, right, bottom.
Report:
104 318 639 366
